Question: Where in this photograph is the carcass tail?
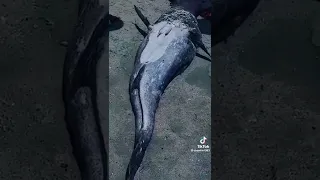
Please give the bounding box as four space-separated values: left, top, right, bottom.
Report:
125 127 154 180
126 67 156 179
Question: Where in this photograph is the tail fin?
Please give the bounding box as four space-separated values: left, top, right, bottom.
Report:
125 128 154 180
126 68 155 179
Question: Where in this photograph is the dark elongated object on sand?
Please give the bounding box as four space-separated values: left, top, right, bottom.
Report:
126 1 211 179
62 0 122 179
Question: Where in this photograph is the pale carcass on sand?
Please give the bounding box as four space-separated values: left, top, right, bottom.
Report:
125 0 211 179
126 0 262 178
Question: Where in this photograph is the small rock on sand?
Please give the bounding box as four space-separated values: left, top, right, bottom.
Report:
0 16 6 24
59 41 68 47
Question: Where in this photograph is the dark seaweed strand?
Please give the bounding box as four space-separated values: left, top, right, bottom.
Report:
65 11 109 179
62 0 100 103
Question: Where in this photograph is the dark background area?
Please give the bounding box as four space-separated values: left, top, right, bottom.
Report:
0 0 79 179
213 0 320 179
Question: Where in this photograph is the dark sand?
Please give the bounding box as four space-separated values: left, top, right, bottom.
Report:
213 0 320 179
0 0 80 179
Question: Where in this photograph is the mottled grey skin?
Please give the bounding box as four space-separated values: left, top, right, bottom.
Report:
126 7 206 180
169 0 212 16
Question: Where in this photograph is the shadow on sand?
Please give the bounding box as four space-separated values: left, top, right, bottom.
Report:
109 14 124 31
198 18 211 35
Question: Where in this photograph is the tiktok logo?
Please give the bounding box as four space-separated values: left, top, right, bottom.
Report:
200 136 207 144
194 136 210 151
